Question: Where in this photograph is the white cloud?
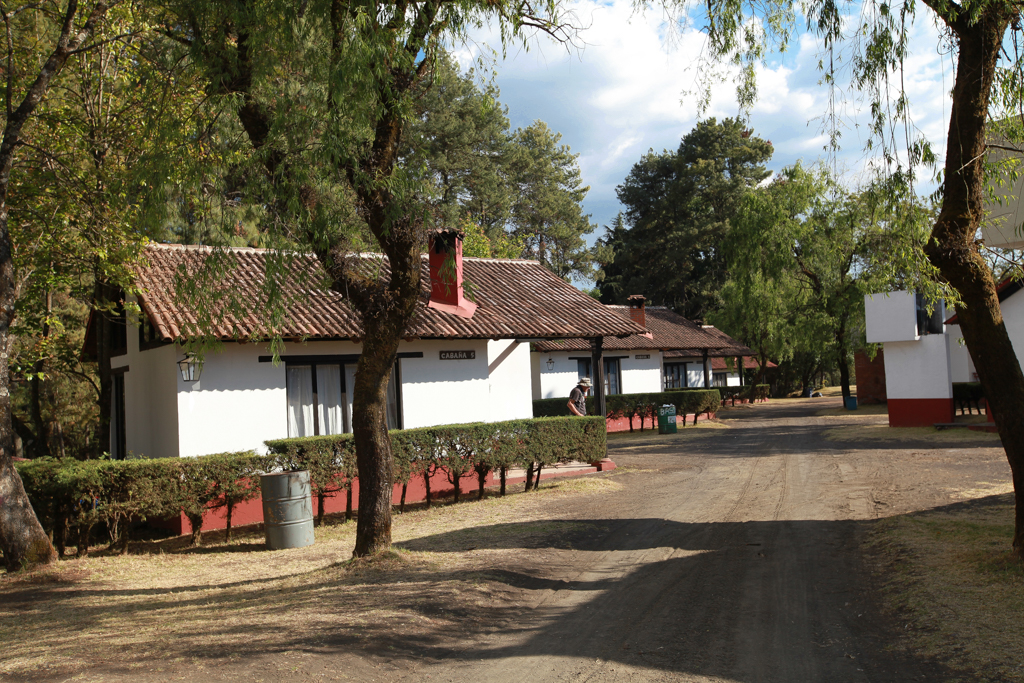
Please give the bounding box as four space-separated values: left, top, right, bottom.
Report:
458 0 954 243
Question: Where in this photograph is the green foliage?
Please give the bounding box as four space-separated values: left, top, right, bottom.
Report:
711 163 932 397
506 121 598 281
599 118 773 320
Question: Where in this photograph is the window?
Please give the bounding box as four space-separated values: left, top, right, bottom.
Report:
664 363 686 390
712 372 729 387
604 358 621 395
139 315 169 351
110 304 127 357
286 361 402 437
915 292 944 335
576 359 591 381
110 373 126 459
286 363 348 437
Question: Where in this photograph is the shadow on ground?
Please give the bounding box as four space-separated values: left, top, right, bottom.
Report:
4 508 974 683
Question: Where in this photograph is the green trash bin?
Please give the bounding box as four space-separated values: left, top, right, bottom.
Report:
658 404 678 434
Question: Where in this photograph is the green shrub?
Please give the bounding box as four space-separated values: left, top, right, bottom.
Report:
16 416 608 550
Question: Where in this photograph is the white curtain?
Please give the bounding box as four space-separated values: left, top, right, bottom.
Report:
317 364 345 435
386 367 400 430
287 366 314 437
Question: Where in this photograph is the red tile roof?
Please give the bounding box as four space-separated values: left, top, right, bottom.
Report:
135 244 646 341
532 306 753 356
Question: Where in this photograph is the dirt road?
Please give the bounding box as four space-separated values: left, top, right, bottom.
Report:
5 398 1010 682
384 398 1008 682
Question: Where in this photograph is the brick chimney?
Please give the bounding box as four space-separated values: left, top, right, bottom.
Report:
627 295 646 328
427 229 478 318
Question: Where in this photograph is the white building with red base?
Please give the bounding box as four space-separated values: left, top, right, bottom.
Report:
865 280 1024 427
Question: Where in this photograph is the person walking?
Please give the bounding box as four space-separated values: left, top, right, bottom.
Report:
568 377 592 416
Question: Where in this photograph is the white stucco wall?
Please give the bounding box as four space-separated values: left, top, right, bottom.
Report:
945 324 978 383
533 351 589 398
399 339 490 429
865 291 918 343
1002 287 1024 362
176 342 292 457
882 334 953 399
113 310 179 460
487 340 533 423
618 352 663 394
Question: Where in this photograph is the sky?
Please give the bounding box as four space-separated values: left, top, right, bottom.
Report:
453 0 954 263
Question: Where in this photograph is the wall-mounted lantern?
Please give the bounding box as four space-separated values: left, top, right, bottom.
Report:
178 355 203 383
546 357 555 371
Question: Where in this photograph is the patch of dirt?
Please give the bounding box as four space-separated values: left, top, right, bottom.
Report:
1 398 1014 682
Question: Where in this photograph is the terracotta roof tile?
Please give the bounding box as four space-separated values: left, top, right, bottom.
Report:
135 244 645 341
532 307 753 356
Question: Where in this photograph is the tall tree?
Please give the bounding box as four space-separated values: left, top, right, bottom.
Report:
649 0 1024 555
506 121 597 281
163 0 577 557
403 53 513 236
600 118 773 320
0 0 117 570
718 164 920 399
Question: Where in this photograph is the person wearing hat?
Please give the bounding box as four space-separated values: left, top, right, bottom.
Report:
567 377 592 416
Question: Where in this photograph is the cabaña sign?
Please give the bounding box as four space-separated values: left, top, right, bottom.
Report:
440 350 475 360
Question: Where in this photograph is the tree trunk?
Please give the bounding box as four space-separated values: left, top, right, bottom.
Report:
93 280 116 458
525 462 535 492
0 0 107 573
345 486 353 522
316 494 326 526
225 503 234 543
500 466 507 496
836 324 851 400
534 463 543 489
399 483 407 513
424 471 432 508
188 515 203 547
348 321 400 556
925 6 1024 555
477 467 487 500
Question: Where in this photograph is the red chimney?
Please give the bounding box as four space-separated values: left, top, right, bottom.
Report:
427 229 477 318
627 294 646 328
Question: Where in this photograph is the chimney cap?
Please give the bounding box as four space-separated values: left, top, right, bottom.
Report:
627 294 646 304
429 228 466 254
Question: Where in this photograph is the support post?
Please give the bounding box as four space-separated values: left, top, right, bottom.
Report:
591 337 606 417
702 350 710 389
738 356 744 387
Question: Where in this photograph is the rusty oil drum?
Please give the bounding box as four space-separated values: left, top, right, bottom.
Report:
260 470 315 550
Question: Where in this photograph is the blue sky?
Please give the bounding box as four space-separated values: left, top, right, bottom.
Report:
455 0 952 272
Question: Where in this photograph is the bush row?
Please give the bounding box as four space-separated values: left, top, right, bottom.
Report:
533 389 723 431
15 416 606 555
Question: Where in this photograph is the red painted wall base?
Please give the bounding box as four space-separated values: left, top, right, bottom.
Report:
152 458 613 537
887 398 955 427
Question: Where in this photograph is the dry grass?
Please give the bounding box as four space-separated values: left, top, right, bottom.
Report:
816 403 889 418
0 473 618 682
823 423 1001 445
870 494 1024 682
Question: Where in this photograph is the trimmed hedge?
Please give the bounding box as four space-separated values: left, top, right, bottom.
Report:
533 389 722 431
268 416 607 505
16 416 606 553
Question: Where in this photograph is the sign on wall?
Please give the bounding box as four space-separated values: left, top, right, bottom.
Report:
440 350 476 360
635 354 651 360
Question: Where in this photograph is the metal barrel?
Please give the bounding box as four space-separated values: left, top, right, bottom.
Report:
260 470 315 550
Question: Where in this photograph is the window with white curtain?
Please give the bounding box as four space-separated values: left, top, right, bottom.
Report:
286 362 348 437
